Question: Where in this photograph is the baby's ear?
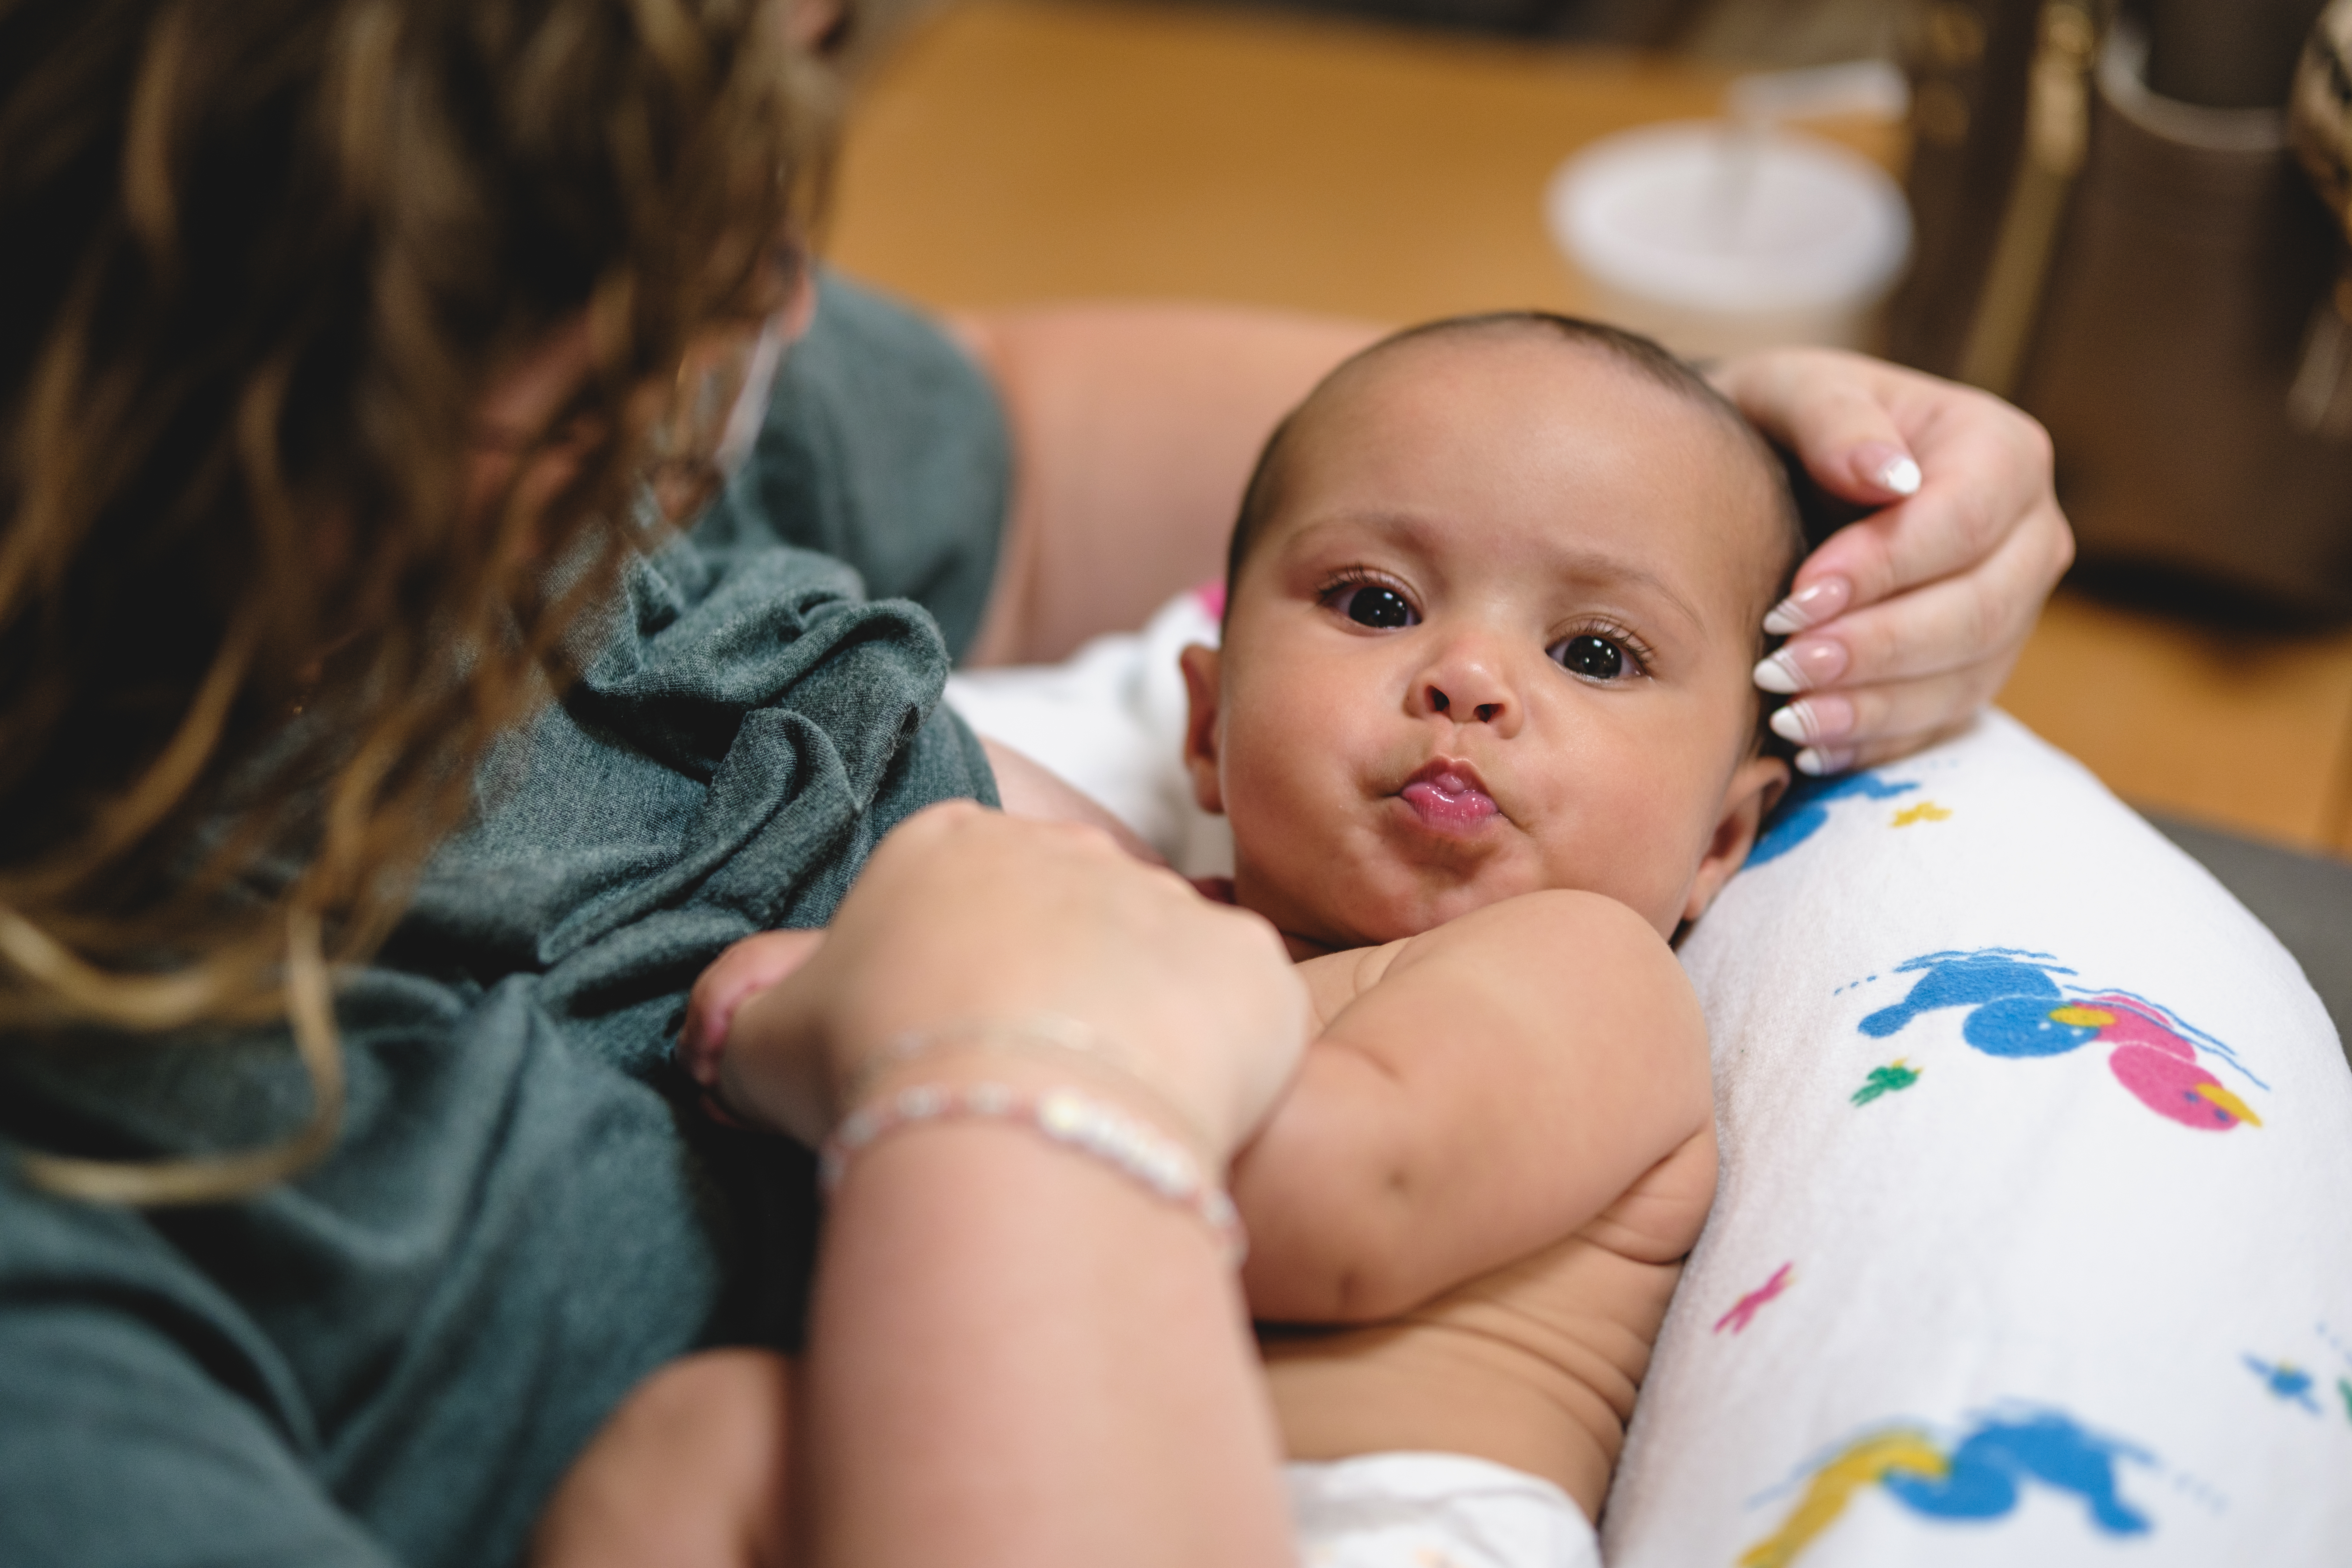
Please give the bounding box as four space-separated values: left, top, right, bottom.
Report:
1682 752 1790 924
1178 642 1226 815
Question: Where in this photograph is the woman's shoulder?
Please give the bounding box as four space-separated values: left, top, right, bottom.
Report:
706 269 1012 660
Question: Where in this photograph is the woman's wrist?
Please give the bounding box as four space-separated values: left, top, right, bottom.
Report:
802 1080 1293 1567
831 1014 1220 1163
824 1029 1247 1253
822 1062 1246 1266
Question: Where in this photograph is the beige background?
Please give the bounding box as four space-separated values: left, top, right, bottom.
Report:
828 0 2352 854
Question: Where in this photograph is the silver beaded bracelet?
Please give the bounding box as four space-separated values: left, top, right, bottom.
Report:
836 1013 1210 1153
819 1080 1247 1266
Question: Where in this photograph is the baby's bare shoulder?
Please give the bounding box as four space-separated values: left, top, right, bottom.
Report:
1399 891 1698 1028
1291 936 1411 1028
1303 890 1670 993
1304 891 1708 1092
1395 889 1668 967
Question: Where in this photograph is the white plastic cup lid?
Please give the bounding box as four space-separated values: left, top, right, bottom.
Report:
1545 121 1912 316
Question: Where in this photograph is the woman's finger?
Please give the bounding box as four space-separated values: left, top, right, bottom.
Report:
1765 664 2008 776
1714 347 1926 503
1756 512 2056 695
1727 352 2072 640
1838 721 1989 775
1792 409 2064 621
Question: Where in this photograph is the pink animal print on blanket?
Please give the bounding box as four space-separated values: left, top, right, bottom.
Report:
1715 1263 1794 1335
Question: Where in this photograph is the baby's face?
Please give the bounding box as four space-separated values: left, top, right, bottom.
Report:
1183 331 1788 952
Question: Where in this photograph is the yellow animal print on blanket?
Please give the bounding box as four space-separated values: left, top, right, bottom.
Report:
1737 1431 1950 1568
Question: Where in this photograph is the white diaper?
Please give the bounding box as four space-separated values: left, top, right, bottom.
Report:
1286 1451 1601 1568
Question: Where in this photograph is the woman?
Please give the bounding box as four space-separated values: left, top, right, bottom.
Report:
0 2 2068 1564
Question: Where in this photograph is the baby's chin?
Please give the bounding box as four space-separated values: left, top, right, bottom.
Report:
1237 862 1532 955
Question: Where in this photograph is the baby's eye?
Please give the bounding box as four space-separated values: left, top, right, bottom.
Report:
1550 632 1633 681
1332 583 1418 629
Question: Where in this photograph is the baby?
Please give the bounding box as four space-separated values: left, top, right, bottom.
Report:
646 311 1800 1568
1175 310 1800 1563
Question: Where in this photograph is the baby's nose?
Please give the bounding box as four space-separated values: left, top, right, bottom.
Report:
1414 636 1520 730
1423 682 1504 724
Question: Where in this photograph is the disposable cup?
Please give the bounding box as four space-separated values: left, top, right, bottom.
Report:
1544 121 1913 359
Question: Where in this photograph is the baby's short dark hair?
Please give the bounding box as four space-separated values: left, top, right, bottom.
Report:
1223 311 1807 656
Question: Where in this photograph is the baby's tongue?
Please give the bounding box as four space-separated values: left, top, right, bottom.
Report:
1402 771 1496 830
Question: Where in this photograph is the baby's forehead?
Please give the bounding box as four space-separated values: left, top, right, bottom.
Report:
1311 321 1609 410
1324 318 1676 400
1282 329 1788 565
1284 327 1746 495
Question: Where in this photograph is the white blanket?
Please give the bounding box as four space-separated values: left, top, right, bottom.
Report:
947 587 1238 879
946 591 2352 1566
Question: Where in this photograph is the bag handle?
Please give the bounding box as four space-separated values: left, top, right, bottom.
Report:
1957 0 2106 397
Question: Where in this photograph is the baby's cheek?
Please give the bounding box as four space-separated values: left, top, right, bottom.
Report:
1567 787 1703 929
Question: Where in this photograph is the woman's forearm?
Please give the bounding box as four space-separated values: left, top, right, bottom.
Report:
798 1117 1293 1568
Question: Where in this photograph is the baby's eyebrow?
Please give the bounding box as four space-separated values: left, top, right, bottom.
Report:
1543 550 1707 638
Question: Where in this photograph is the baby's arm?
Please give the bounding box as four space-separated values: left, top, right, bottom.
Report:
530 1349 792 1568
1233 889 1713 1323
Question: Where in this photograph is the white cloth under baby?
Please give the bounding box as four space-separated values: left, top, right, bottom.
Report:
1287 1451 1601 1568
944 586 1234 878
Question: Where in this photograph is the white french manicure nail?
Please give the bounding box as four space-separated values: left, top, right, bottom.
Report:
1794 746 1855 776
1877 455 1922 496
1769 702 1815 745
1752 650 1806 694
1752 639 1847 694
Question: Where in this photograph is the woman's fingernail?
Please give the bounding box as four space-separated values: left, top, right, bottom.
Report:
1854 441 1922 497
1767 694 1854 747
1794 745 1857 776
1762 576 1853 635
1751 639 1848 694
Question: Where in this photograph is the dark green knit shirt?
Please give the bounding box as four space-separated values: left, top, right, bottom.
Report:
0 275 1007 1568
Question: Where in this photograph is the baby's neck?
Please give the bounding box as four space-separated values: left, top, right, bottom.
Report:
1279 929 1340 963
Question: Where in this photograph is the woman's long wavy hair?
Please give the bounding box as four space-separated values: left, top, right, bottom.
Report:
0 0 819 1199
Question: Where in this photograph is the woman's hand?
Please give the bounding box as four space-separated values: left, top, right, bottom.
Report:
692 802 1310 1160
677 806 1308 1568
1713 349 2075 774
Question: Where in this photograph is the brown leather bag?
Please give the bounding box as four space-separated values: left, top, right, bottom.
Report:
1888 0 2352 618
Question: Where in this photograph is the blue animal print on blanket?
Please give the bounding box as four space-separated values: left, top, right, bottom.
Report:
1747 771 1919 867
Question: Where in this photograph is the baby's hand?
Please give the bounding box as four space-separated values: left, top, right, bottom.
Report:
529 1349 794 1568
676 929 828 1094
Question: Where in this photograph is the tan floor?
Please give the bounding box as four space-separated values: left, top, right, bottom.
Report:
828 0 2352 856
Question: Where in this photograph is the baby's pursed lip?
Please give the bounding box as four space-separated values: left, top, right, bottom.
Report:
1397 757 1499 835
